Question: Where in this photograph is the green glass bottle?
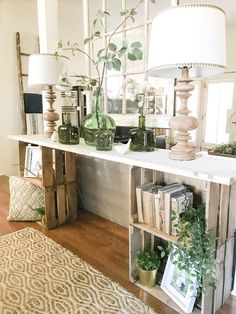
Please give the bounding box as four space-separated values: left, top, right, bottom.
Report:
58 112 80 144
94 118 114 151
129 115 155 152
81 92 116 146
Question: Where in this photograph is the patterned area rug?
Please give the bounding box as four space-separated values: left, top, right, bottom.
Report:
0 228 156 314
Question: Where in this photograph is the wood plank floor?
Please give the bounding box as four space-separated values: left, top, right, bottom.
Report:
0 175 235 314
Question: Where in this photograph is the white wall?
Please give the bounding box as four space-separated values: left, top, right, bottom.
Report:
0 0 39 176
58 1 86 79
0 0 85 176
226 26 236 72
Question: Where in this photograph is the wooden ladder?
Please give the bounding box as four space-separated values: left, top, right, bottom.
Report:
16 32 39 134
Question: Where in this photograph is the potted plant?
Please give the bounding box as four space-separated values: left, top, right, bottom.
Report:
208 142 236 158
135 246 165 288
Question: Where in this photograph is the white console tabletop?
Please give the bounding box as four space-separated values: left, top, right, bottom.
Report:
8 134 236 185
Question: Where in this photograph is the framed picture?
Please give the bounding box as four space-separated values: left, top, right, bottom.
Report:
24 145 42 178
161 256 197 313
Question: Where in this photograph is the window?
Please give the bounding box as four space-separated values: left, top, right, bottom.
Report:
84 0 175 127
201 80 235 147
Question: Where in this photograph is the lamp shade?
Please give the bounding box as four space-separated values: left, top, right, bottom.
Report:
147 4 227 78
28 54 65 86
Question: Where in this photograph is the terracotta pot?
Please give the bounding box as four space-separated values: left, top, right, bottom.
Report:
138 267 158 288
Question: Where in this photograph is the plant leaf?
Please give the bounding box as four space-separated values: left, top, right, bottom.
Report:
118 47 127 58
131 41 142 49
128 52 137 61
130 8 137 15
97 48 105 58
57 40 63 48
108 43 117 52
84 37 92 45
150 0 156 3
112 58 121 71
132 48 143 60
106 60 113 70
94 31 101 37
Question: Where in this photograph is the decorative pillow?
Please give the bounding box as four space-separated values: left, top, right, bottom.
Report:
7 176 44 221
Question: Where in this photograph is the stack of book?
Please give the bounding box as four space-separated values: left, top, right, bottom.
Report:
136 182 193 235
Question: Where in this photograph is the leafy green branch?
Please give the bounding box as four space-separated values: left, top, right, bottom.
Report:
55 0 156 94
170 205 218 295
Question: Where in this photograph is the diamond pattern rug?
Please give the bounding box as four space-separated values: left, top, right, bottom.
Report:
0 228 156 314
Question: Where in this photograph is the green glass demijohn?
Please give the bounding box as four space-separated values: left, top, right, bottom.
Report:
129 115 155 152
81 92 116 146
58 112 80 144
94 117 114 151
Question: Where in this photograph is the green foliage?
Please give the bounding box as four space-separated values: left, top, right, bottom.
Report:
55 0 156 94
135 245 166 271
212 142 236 155
136 249 160 271
35 207 45 216
170 205 218 295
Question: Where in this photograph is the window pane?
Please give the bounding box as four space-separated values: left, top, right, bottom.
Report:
204 82 234 144
126 0 144 27
89 0 103 31
90 37 104 77
107 76 123 113
106 1 122 33
126 27 144 73
148 77 175 115
126 74 145 114
148 0 167 22
106 33 124 76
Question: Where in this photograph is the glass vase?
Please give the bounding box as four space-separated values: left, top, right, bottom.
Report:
58 112 80 144
94 118 114 151
81 93 116 146
129 115 155 152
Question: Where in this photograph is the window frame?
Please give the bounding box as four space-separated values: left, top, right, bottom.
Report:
83 0 174 128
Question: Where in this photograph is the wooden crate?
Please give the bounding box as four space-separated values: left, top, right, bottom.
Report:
19 142 78 229
129 165 236 314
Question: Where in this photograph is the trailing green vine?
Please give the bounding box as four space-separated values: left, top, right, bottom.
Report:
170 205 218 295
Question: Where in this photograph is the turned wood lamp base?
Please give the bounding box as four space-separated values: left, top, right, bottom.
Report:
43 85 59 138
169 67 198 161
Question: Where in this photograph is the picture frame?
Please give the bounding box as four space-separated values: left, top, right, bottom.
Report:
161 256 197 313
24 145 42 178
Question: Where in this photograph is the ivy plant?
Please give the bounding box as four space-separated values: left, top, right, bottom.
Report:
55 0 156 95
170 205 218 295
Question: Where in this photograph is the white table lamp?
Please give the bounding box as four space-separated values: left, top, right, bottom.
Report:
148 3 226 160
28 54 65 137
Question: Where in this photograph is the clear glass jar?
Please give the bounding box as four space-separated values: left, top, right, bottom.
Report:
58 112 80 145
129 115 155 152
81 92 116 146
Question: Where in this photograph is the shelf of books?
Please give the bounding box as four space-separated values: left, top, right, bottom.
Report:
128 165 236 314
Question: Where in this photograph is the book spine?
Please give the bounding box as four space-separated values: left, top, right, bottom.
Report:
136 187 144 223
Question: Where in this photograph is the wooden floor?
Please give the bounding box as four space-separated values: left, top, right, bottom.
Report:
0 175 235 314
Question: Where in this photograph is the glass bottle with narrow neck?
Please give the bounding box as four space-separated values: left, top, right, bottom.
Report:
95 117 114 151
58 112 80 144
129 114 155 152
81 92 116 146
